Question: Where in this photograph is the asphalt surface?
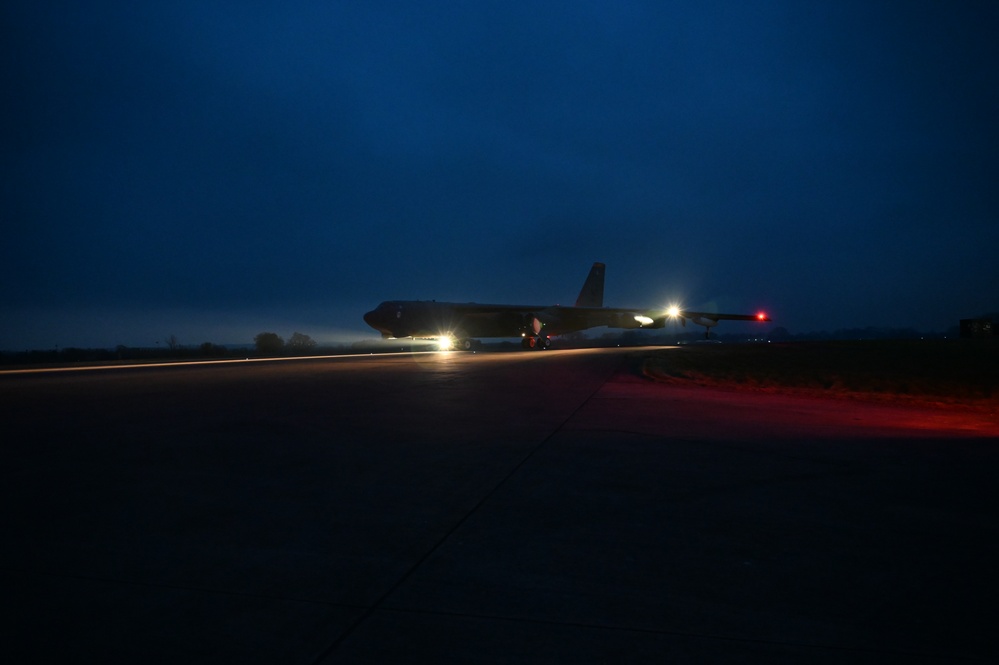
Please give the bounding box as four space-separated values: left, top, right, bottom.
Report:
2 347 997 663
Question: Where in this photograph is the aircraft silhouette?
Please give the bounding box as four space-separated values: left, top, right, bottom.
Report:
363 263 769 350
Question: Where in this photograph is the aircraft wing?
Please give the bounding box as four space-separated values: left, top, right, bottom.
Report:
671 309 771 338
681 310 771 323
539 307 770 334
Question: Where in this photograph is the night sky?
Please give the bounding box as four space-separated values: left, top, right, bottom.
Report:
4 1 997 349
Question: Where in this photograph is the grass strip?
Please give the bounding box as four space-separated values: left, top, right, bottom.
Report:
640 340 998 406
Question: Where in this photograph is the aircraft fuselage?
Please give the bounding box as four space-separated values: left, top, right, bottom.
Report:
362 300 610 341
362 263 770 348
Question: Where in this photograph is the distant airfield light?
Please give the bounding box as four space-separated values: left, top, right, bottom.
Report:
634 315 655 326
666 305 681 318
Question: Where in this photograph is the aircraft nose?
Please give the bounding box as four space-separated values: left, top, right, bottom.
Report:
364 307 390 333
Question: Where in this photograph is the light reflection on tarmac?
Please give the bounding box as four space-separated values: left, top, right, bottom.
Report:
0 350 447 375
0 345 629 375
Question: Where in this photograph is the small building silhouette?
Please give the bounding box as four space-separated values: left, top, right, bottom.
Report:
960 319 994 339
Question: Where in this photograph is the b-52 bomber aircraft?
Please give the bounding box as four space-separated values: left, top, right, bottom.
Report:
363 262 770 350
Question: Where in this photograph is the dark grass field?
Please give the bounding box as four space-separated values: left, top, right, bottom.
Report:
641 339 999 408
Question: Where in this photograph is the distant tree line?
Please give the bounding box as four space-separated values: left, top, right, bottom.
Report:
0 342 230 365
253 331 318 355
0 331 327 366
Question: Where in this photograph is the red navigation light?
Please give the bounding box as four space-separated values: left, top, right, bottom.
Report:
757 312 767 320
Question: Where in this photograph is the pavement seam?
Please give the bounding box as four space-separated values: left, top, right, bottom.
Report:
310 355 627 663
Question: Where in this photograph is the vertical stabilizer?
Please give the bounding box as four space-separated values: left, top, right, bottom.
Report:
575 262 605 307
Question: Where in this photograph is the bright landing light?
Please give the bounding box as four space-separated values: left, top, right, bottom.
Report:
437 336 454 351
666 305 681 318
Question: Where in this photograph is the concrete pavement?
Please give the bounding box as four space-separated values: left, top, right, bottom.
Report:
3 348 996 662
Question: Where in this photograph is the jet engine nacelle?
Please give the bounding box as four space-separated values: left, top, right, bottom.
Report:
610 312 666 329
690 315 719 329
522 313 543 335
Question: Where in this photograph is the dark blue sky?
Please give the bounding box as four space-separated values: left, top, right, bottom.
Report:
3 1 997 348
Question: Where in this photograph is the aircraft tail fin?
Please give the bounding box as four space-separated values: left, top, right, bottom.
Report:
575 262 605 308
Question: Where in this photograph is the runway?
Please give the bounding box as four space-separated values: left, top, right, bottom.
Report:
2 347 997 662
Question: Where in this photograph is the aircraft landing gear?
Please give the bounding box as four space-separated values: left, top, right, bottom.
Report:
521 336 551 350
